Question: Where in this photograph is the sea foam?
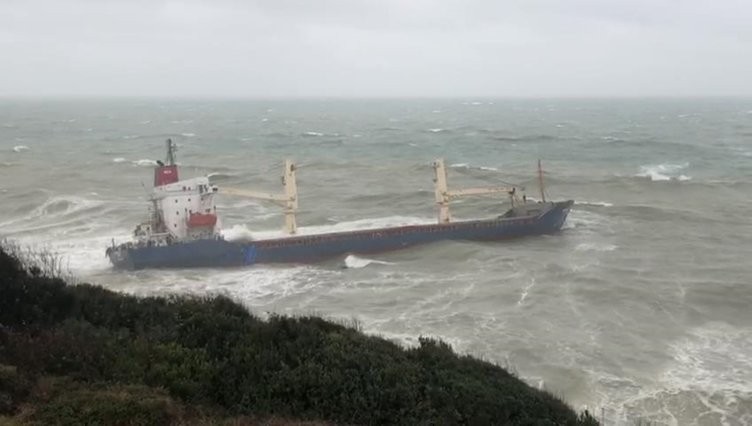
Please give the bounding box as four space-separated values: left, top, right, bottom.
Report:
637 163 691 181
222 215 432 242
344 254 394 269
133 159 158 167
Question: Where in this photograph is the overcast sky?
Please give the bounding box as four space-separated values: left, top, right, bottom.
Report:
1 0 750 98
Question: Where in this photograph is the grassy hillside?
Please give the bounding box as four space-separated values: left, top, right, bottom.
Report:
0 243 597 425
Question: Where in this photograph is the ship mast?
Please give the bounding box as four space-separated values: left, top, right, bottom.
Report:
165 138 177 165
537 159 546 203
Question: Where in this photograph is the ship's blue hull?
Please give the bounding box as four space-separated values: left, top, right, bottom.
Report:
108 201 572 270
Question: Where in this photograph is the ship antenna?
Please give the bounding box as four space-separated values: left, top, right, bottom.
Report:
165 138 177 166
537 159 546 203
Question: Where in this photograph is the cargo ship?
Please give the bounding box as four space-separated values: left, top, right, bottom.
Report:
106 139 573 269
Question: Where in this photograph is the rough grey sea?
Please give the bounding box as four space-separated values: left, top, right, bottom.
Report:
1 98 751 425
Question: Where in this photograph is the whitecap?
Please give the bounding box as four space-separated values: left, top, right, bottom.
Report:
302 131 324 137
575 242 617 252
517 278 536 306
343 254 394 269
12 145 30 152
261 118 269 122
0 195 107 231
14 231 131 276
449 163 498 172
180 132 196 137
561 209 606 231
225 215 433 242
132 159 158 167
578 201 614 207
122 135 139 140
112 157 127 163
664 323 752 395
637 163 690 181
222 224 256 242
428 128 445 133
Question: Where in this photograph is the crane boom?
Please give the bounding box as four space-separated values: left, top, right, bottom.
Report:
433 158 521 224
217 160 298 234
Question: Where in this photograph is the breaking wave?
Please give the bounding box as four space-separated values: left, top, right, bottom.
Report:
0 195 108 233
575 242 617 252
449 163 500 173
577 201 614 207
302 131 324 137
344 254 394 269
207 172 236 182
133 159 158 167
618 323 752 425
13 145 30 152
222 215 433 242
637 163 691 182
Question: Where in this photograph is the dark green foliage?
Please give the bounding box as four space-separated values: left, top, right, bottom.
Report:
0 364 32 415
29 383 180 426
0 244 598 425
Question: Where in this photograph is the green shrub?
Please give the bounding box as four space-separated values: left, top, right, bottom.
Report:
0 364 32 415
30 383 180 426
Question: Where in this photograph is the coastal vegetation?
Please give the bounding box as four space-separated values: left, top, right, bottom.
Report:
0 243 597 425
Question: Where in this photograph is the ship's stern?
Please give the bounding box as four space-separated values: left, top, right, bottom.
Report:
106 245 135 269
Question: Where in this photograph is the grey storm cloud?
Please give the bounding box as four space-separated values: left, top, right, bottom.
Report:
1 0 750 97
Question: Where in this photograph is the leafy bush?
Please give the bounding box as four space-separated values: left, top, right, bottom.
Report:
30 383 180 426
0 364 32 415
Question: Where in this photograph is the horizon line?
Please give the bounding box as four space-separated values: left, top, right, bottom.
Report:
2 94 752 101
